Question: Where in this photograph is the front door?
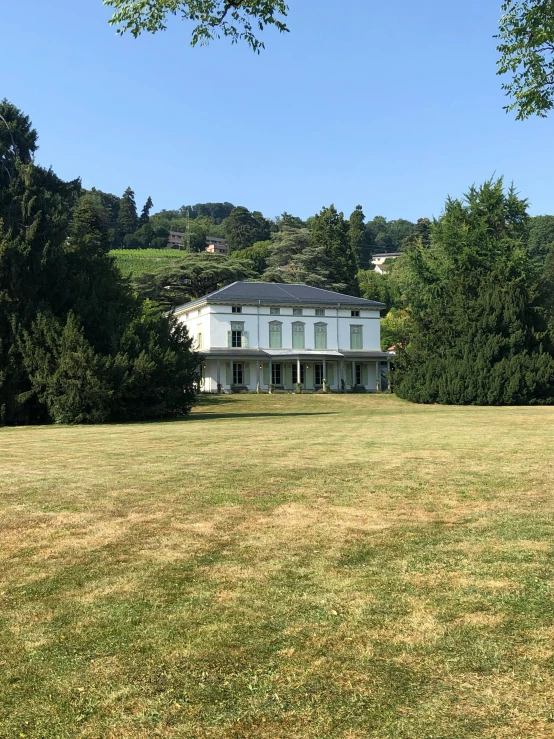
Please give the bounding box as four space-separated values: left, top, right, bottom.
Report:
314 363 324 386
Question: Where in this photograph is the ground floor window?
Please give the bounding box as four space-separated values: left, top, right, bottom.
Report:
355 363 362 386
233 363 243 385
272 363 282 385
314 363 324 385
292 363 305 384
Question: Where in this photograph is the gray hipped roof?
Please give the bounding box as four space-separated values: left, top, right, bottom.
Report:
176 282 385 311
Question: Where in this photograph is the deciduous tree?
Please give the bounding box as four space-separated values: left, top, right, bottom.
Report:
105 0 289 52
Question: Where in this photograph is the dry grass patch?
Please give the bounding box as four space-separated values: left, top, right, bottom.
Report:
1 394 554 738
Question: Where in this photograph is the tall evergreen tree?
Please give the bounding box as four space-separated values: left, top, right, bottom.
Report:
139 195 154 226
311 205 358 295
0 101 199 425
349 205 371 269
395 179 554 405
116 186 138 248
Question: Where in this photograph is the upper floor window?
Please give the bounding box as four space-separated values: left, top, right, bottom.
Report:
351 309 360 317
232 306 242 314
293 308 303 316
197 330 203 349
269 321 282 349
314 323 327 350
229 321 248 348
270 307 281 315
292 322 305 350
315 308 325 317
350 325 363 350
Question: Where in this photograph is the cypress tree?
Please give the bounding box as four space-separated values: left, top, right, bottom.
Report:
349 205 371 268
139 196 154 226
395 179 554 405
116 187 138 248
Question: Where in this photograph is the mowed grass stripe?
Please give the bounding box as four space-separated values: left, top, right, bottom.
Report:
1 394 553 738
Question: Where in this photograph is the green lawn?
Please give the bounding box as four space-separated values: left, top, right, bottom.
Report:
111 249 184 278
1 394 553 738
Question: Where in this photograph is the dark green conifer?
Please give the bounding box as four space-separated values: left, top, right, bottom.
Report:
395 179 554 405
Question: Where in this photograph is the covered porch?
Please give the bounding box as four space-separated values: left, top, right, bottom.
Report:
199 350 393 393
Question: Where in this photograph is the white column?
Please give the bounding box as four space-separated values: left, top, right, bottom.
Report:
216 359 221 392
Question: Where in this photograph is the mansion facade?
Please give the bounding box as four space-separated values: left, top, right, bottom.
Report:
174 282 394 393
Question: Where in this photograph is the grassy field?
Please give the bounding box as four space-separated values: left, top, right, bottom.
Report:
1 394 554 738
111 249 184 278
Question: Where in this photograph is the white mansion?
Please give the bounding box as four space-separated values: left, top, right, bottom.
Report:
175 282 393 393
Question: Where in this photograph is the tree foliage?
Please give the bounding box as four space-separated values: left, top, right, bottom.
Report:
132 252 257 307
395 179 554 405
104 0 289 52
497 0 554 119
0 100 198 425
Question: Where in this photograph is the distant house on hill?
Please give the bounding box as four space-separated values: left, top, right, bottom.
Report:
205 237 228 255
175 282 393 393
371 252 401 274
168 231 185 249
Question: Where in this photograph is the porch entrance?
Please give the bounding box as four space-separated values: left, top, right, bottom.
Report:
292 363 305 385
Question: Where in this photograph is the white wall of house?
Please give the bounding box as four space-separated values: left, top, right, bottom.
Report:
179 304 381 352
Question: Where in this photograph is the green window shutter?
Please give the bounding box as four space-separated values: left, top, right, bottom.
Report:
315 324 327 350
226 362 232 385
363 364 369 385
263 365 270 385
292 324 305 349
244 363 251 385
227 331 232 348
347 363 353 385
284 364 292 388
242 331 249 348
327 364 335 384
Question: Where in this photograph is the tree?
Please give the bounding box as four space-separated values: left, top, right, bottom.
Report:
105 0 289 52
349 205 371 269
226 206 269 252
132 252 257 308
528 215 554 263
497 0 554 118
310 205 358 295
116 187 139 247
394 178 554 405
262 225 312 282
0 100 199 425
233 240 272 274
139 195 154 226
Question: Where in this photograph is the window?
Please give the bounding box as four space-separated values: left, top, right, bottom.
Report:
197 331 203 349
271 363 282 385
315 308 325 317
292 322 305 349
292 363 305 384
232 306 242 314
269 321 282 349
270 307 281 315
350 325 363 350
355 363 362 386
293 308 303 316
351 309 360 317
315 363 324 386
233 363 244 385
314 323 327 350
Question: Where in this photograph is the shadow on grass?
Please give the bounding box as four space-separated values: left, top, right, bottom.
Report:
189 411 338 421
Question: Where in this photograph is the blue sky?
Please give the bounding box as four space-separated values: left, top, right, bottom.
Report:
3 0 553 221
